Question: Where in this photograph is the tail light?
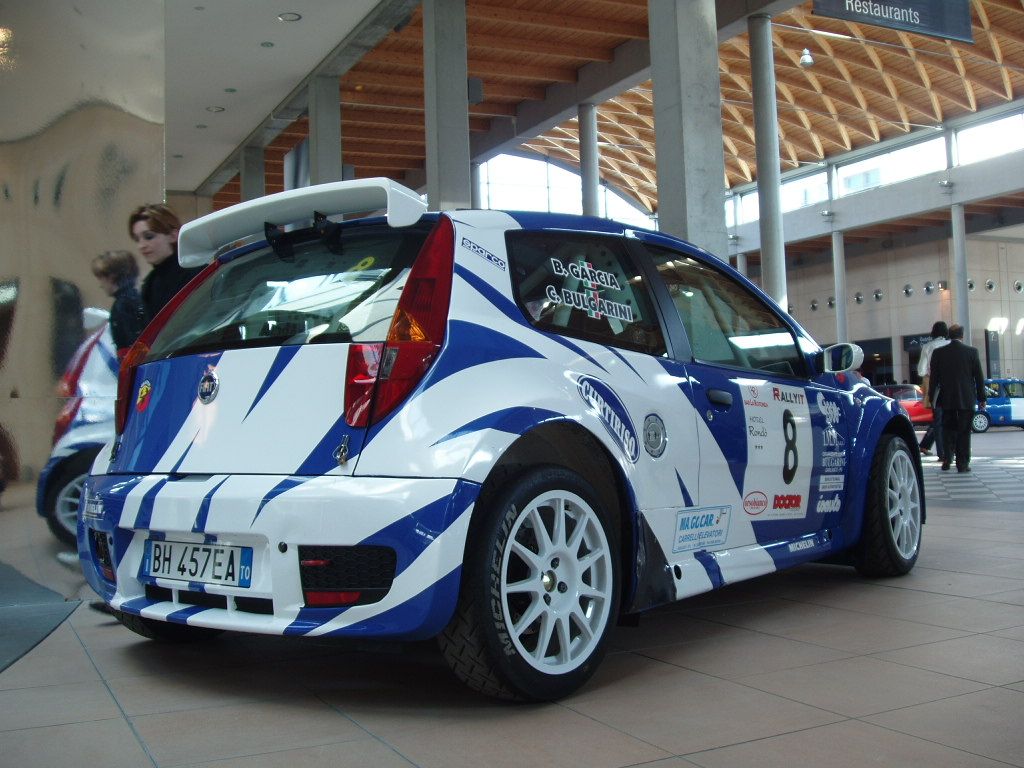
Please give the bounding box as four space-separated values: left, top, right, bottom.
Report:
52 327 105 444
114 261 219 435
365 216 454 425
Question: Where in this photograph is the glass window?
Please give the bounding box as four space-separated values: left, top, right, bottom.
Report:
1005 381 1024 398
146 224 431 360
836 137 945 196
506 233 666 356
738 190 760 224
957 112 1024 165
642 244 806 377
780 171 828 212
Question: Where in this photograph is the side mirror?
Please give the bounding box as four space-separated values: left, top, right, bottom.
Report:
822 343 864 373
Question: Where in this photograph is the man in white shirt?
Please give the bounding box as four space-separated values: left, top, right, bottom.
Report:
918 321 949 460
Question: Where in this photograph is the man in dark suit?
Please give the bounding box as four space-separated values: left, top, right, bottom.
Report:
929 323 987 472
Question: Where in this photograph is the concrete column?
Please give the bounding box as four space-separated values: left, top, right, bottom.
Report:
648 0 728 257
308 75 342 185
950 202 970 340
471 162 482 209
748 13 787 308
832 230 848 343
240 146 265 202
423 0 471 210
735 251 747 277
579 102 600 216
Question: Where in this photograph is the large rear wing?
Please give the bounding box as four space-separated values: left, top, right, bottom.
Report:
177 178 427 267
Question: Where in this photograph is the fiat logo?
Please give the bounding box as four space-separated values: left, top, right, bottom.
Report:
198 370 219 404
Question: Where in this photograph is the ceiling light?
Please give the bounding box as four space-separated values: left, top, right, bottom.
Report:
277 12 302 22
224 87 237 93
205 106 225 113
195 124 208 129
260 41 275 48
799 48 814 68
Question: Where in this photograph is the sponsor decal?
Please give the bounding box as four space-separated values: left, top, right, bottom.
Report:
817 393 842 425
821 450 846 472
673 505 731 553
773 493 802 510
773 387 806 405
136 380 152 412
577 376 640 463
461 237 506 271
743 491 769 515
546 258 633 322
198 369 219 404
815 494 843 514
743 385 768 409
818 474 845 492
788 538 816 553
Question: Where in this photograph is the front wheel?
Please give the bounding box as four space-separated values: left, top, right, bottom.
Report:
855 434 922 577
439 466 619 701
971 411 991 433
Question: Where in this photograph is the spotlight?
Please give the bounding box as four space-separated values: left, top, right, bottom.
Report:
799 48 814 68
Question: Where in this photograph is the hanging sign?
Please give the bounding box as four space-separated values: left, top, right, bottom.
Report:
812 0 973 44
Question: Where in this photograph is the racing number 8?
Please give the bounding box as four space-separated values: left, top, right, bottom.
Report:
782 409 798 484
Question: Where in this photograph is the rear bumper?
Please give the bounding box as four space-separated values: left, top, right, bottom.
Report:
78 472 479 640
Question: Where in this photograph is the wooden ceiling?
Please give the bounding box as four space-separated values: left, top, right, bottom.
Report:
211 0 1024 244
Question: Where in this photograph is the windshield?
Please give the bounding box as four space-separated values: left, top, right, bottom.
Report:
146 223 431 361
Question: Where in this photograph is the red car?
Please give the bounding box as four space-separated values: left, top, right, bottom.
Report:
876 384 932 425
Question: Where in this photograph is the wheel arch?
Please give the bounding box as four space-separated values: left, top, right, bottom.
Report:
840 412 925 552
470 420 639 617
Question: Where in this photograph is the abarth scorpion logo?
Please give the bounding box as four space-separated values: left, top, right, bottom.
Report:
198 369 219 404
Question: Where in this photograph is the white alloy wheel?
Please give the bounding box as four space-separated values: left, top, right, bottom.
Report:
499 489 614 675
884 446 921 560
971 411 991 433
55 472 87 538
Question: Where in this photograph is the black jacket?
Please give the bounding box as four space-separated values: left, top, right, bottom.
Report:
108 280 146 351
141 257 203 322
929 339 987 410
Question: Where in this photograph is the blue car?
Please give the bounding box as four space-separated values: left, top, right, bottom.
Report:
973 378 1024 432
78 179 924 700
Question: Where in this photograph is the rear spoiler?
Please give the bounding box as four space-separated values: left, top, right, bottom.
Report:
177 178 427 267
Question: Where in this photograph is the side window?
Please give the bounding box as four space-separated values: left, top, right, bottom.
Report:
506 232 666 356
641 244 806 377
1006 381 1023 398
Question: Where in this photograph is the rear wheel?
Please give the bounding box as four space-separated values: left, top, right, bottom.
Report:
439 466 619 701
116 611 223 643
971 411 991 433
855 435 922 577
44 449 100 547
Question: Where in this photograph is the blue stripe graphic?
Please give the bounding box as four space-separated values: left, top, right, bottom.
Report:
695 550 724 589
191 478 230 533
244 345 302 420
433 406 564 445
425 321 546 391
675 470 694 508
250 477 308 526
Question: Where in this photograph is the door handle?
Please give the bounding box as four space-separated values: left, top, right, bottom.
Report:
708 388 733 407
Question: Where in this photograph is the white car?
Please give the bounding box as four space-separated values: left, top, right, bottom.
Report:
79 179 924 700
38 314 116 545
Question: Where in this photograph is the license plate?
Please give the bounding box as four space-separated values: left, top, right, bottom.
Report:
144 539 253 588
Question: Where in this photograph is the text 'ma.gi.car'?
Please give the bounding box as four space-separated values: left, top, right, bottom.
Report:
79 179 924 700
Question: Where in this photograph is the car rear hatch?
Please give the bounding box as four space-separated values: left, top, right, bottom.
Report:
107 181 451 477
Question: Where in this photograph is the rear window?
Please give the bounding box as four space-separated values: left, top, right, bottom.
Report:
506 232 666 356
146 223 430 360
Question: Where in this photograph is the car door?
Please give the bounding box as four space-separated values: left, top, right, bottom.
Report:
634 239 852 571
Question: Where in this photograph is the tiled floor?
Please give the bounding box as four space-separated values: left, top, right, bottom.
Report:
1 428 1022 767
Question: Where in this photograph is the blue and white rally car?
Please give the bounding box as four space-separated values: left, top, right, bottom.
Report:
79 179 924 700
